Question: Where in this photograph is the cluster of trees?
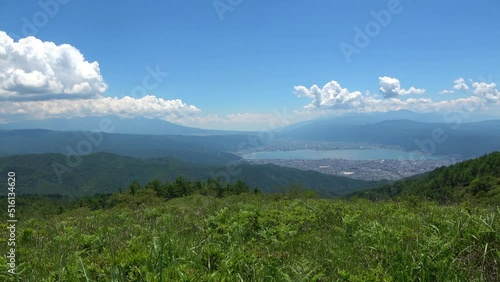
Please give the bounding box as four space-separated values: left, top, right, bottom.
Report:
74 177 254 210
0 177 254 217
131 176 253 198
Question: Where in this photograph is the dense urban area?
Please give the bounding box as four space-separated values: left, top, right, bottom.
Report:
244 158 458 181
238 139 460 181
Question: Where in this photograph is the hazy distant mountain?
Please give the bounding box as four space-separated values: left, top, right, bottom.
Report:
279 110 444 139
282 110 443 131
330 110 448 124
0 116 244 136
281 118 500 158
0 110 475 136
1 111 494 136
2 111 500 160
350 120 500 157
0 129 247 166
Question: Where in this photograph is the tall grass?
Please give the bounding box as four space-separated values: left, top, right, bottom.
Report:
0 192 498 281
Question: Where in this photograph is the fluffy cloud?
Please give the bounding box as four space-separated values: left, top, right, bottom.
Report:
294 81 364 109
173 107 309 131
0 32 204 123
439 90 455 94
293 77 493 116
439 78 470 94
472 82 499 103
0 95 201 121
112 77 497 130
453 78 469 91
378 76 426 98
0 31 107 100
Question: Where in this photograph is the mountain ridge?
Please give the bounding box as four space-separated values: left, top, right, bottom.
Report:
280 119 500 158
0 116 250 136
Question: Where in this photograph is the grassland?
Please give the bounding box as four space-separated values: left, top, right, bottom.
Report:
1 190 498 281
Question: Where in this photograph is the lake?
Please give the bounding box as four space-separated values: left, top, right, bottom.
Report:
241 148 441 161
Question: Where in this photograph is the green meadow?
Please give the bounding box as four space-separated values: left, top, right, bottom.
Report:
1 188 498 281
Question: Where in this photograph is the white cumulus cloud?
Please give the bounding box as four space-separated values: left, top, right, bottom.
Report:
0 95 201 121
472 82 499 103
0 32 204 123
439 78 470 94
0 31 107 100
293 77 492 116
453 78 469 91
294 81 364 109
378 76 426 98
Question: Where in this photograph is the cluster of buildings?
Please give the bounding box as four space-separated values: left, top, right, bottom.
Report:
245 158 458 181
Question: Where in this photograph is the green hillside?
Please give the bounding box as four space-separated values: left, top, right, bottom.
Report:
0 153 376 197
352 152 500 205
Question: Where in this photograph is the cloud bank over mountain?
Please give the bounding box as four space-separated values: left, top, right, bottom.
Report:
0 32 201 122
378 76 425 98
294 77 498 117
0 32 499 130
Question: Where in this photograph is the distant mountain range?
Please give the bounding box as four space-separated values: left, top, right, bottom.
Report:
1 117 500 163
1 109 499 201
1 111 499 196
280 118 500 158
0 116 249 136
281 109 496 131
1 110 495 135
0 129 248 166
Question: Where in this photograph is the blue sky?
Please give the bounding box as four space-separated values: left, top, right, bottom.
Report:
0 0 499 130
